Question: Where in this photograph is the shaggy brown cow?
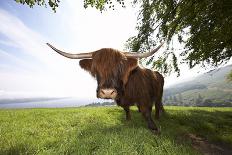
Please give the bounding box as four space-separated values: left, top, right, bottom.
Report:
47 43 164 134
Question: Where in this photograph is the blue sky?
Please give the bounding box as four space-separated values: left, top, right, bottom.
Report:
0 0 222 99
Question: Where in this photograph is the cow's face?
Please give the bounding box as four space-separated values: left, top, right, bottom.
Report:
79 49 138 99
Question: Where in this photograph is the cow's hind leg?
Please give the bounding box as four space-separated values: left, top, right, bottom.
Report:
139 105 159 134
154 101 160 120
155 96 165 120
123 106 131 121
138 106 141 113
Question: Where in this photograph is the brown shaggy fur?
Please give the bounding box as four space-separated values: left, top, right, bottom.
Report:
79 48 164 133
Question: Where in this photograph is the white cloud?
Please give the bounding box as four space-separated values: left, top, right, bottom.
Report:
0 39 19 48
0 8 97 98
55 0 138 50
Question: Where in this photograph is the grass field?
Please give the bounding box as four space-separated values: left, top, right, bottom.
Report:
0 106 232 155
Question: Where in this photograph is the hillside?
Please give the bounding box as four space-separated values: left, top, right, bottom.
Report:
164 65 232 106
0 106 232 155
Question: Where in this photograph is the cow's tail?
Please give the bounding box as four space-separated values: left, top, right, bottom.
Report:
153 71 165 118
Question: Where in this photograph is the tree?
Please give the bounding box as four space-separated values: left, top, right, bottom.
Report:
173 95 177 103
203 99 213 107
14 0 125 12
227 70 232 81
177 93 183 105
195 94 204 106
15 0 60 12
126 0 232 75
15 0 232 75
169 95 173 101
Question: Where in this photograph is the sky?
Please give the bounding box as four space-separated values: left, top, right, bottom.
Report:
0 0 224 100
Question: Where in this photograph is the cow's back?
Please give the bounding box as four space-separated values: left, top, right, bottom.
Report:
123 67 153 103
152 71 164 91
152 71 164 101
121 67 164 105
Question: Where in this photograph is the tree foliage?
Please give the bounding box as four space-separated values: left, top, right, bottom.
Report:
227 70 232 81
14 0 125 12
14 0 232 75
15 0 60 12
126 0 232 75
83 0 126 11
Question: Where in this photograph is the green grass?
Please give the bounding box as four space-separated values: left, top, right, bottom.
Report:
0 106 232 155
181 88 232 100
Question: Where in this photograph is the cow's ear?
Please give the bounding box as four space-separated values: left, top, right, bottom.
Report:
79 59 92 72
126 57 138 69
123 57 138 84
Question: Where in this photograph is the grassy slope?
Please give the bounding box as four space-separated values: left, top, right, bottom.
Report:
0 106 232 155
181 88 232 100
164 65 232 104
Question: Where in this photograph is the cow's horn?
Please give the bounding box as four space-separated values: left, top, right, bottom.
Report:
46 43 92 59
125 42 164 58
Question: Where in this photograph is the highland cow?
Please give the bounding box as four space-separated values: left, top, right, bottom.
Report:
47 43 164 134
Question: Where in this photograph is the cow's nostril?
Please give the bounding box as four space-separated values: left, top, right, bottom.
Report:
110 90 115 95
100 90 105 94
99 89 117 99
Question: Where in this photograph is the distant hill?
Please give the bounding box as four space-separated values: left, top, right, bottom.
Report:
164 65 232 107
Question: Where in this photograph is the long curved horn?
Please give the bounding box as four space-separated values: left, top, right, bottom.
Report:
125 42 164 58
46 43 92 59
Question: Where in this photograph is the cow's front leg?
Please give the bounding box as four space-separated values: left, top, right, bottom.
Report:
139 105 160 134
123 106 131 121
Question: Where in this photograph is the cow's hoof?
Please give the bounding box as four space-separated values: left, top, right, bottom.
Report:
126 117 131 121
151 129 161 135
155 115 160 120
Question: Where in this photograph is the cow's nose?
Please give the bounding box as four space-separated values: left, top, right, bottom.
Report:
99 88 117 99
